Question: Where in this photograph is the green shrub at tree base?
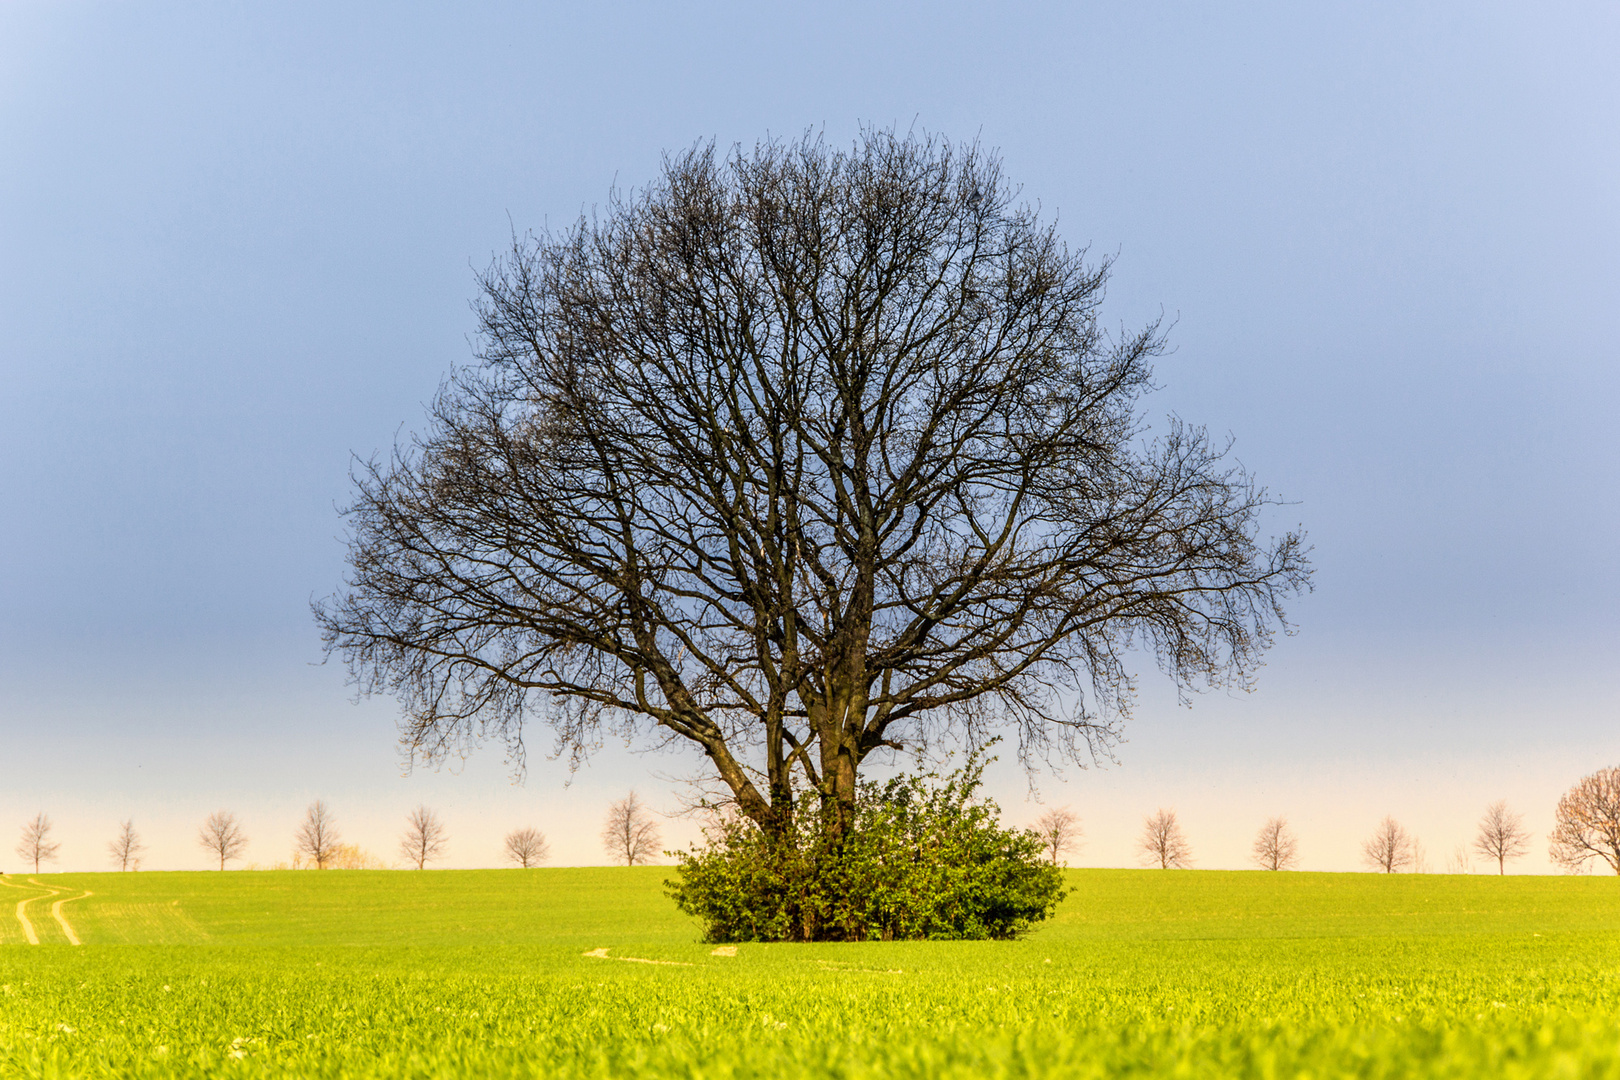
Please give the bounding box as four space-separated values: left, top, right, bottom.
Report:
667 758 1065 942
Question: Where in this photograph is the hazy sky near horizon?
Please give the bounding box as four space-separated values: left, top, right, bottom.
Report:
2 2 1616 874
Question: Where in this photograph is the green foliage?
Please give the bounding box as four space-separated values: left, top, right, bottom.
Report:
667 758 1066 942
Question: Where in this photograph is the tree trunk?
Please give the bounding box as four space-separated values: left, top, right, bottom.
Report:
813 678 868 847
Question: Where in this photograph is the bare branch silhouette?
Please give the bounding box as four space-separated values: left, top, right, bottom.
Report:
317 129 1311 854
400 806 449 870
504 827 549 868
295 801 341 870
198 811 249 871
1034 807 1083 865
1549 767 1620 874
1139 809 1192 869
1362 816 1413 873
1472 800 1530 875
16 813 60 874
1251 816 1299 871
108 819 145 872
602 792 662 866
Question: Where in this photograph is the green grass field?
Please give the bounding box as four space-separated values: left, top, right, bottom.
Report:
2 867 1618 1078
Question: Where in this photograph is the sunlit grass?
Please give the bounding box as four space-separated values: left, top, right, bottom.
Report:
2 868 1618 1077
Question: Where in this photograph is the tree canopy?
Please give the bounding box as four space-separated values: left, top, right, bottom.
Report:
317 129 1310 841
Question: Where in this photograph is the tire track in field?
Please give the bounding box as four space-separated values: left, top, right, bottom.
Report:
45 883 92 945
583 947 693 967
18 881 59 945
0 878 88 945
0 876 53 945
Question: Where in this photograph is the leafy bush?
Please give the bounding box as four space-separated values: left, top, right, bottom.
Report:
668 757 1065 942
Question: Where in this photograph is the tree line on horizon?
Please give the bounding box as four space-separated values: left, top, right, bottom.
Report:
10 767 1620 876
1034 773 1617 875
9 791 665 874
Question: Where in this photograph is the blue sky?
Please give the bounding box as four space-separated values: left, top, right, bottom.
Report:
2 2 1616 873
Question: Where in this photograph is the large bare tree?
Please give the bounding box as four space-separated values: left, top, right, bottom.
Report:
1251 816 1299 870
1362 816 1413 874
602 791 662 866
1549 766 1620 875
1472 800 1530 875
400 805 449 869
16 813 60 873
198 811 249 870
1139 809 1192 869
1034 807 1083 865
108 820 145 871
295 801 341 870
317 130 1310 849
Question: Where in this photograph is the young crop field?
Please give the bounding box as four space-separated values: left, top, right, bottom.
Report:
1 867 1618 1078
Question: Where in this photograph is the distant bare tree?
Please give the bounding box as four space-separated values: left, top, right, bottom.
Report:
504 827 550 868
1549 766 1620 875
198 811 249 870
1473 800 1531 875
602 792 662 866
108 819 145 871
1034 808 1083 865
295 800 341 869
1444 844 1473 874
399 806 449 870
16 813 60 874
1251 816 1299 870
1362 816 1413 873
1139 809 1192 869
